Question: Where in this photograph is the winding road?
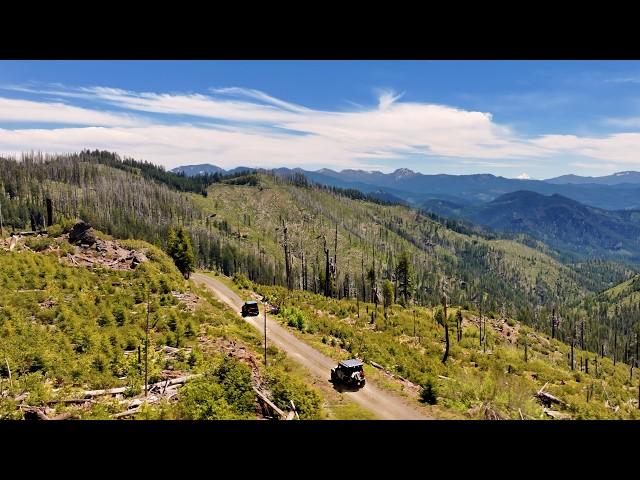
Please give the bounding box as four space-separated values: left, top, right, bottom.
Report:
192 272 431 420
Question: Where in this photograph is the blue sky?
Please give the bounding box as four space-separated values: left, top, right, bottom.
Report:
2 60 640 178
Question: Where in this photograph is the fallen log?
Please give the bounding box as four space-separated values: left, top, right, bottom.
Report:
83 386 128 398
253 386 286 419
13 392 29 403
46 398 96 405
22 406 49 421
50 411 80 420
113 407 141 419
84 374 200 398
290 400 299 420
543 408 570 420
536 390 566 407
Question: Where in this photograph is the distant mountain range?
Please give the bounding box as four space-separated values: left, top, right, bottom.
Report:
171 164 640 210
423 191 640 263
545 171 640 185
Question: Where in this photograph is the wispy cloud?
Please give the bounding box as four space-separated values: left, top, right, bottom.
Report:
604 76 640 84
1 83 640 173
0 97 143 127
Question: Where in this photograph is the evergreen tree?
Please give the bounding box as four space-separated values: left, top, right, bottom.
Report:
395 250 413 306
167 226 195 279
382 279 394 313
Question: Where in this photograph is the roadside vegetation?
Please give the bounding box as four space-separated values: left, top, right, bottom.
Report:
252 282 640 420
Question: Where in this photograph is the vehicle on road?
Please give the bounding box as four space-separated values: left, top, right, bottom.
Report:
330 359 366 388
241 300 260 317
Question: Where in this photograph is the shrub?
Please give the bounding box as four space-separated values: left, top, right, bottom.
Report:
420 378 438 405
46 224 63 237
232 273 251 290
177 356 255 420
25 237 54 252
60 218 78 234
266 370 322 419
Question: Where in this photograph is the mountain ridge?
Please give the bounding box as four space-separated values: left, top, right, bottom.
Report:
171 163 640 210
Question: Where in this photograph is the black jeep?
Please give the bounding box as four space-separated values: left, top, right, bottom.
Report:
330 359 366 388
241 300 260 317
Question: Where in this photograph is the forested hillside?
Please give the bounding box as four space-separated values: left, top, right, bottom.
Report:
1 151 637 365
423 191 640 264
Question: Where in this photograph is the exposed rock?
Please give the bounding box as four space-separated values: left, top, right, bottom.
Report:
130 252 148 268
68 221 97 246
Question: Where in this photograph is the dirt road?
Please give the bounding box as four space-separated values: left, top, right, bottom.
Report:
192 272 431 420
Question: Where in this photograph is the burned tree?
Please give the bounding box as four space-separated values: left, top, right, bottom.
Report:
456 309 463 343
279 220 293 291
441 293 450 364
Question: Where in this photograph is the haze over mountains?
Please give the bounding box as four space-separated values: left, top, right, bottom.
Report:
172 164 640 210
545 171 640 185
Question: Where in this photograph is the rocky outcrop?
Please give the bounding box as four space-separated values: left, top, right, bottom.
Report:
68 221 97 246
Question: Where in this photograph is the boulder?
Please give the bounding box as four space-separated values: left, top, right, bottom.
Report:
130 252 148 268
68 221 97 246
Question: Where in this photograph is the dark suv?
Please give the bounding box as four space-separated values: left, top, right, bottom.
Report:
241 300 260 317
330 359 366 388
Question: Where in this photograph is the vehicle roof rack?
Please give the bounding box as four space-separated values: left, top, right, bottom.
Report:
339 359 363 368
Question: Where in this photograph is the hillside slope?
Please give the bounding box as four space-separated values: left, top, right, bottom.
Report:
424 191 640 263
0 227 332 420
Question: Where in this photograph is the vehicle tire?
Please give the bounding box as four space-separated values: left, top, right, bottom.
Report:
330 370 336 382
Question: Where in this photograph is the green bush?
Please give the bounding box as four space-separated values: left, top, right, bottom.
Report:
47 224 64 237
25 237 54 252
266 369 322 419
177 356 256 420
420 378 438 405
232 273 251 290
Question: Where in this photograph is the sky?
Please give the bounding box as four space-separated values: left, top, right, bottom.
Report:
2 60 640 179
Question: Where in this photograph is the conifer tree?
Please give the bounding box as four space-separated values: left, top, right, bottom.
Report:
167 226 196 279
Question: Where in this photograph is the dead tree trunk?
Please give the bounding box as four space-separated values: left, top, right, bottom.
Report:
324 240 331 297
570 338 574 371
585 357 589 374
282 221 292 291
46 198 53 228
442 295 450 364
334 221 338 286
614 323 617 366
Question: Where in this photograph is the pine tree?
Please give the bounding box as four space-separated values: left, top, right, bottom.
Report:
395 250 413 307
167 226 196 279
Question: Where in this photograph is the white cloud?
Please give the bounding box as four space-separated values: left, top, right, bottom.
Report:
0 97 143 127
516 172 530 179
377 89 404 110
2 83 640 173
533 133 640 165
